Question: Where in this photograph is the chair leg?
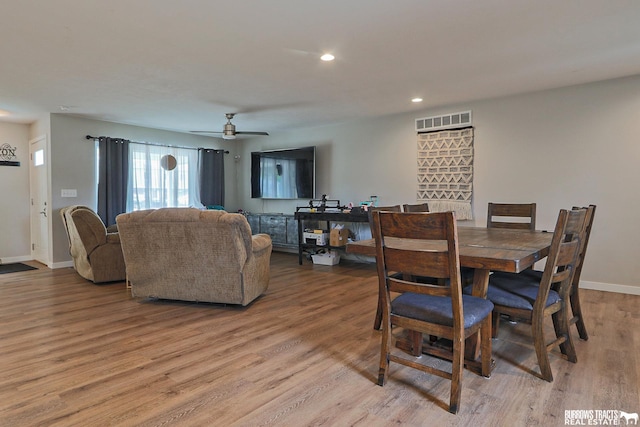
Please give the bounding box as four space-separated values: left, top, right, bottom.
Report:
373 293 382 331
377 320 392 386
570 289 589 340
552 306 577 364
409 330 423 357
531 312 553 382
449 336 463 414
480 316 493 377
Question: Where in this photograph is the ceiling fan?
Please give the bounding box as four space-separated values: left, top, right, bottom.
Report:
190 113 269 140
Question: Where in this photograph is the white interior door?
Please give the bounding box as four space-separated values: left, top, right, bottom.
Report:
29 135 50 265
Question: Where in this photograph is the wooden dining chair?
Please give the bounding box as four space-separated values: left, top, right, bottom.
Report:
493 205 596 340
371 211 493 414
402 202 429 212
487 202 537 231
481 202 538 304
484 208 587 382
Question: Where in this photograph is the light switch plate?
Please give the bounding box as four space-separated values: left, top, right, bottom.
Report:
61 189 77 197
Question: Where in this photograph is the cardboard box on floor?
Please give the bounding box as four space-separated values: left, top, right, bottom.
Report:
312 252 340 265
330 228 349 247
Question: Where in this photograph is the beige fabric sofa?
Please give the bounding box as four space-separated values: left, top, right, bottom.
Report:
116 208 272 306
60 205 127 283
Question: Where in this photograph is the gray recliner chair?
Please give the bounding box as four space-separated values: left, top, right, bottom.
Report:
116 208 272 306
60 205 126 283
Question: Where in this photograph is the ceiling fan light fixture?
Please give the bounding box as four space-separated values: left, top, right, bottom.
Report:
223 120 236 139
190 112 268 139
320 53 335 62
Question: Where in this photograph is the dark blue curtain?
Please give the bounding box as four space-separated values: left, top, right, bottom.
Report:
198 148 225 208
97 137 129 227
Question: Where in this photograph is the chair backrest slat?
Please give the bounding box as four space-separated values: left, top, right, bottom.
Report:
487 202 537 231
384 247 451 280
370 205 402 212
402 203 430 213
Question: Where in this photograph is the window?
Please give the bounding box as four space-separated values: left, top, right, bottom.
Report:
33 149 44 166
127 143 203 211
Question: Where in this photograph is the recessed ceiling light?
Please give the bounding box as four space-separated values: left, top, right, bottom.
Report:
320 53 335 62
412 98 423 103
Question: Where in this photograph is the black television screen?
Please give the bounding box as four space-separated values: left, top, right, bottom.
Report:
251 147 315 199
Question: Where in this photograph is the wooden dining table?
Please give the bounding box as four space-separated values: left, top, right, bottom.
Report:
346 226 554 360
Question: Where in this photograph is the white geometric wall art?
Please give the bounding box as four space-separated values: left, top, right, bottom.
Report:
417 127 474 220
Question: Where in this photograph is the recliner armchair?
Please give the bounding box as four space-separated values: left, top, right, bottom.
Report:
116 208 272 306
60 205 127 283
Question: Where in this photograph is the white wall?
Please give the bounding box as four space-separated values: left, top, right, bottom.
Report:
239 75 640 291
0 121 31 262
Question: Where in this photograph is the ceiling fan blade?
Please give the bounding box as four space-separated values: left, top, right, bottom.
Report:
190 131 223 134
235 131 269 136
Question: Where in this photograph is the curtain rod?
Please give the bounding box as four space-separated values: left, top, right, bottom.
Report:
85 135 229 154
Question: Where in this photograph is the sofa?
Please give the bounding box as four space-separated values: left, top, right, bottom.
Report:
60 205 127 283
116 208 272 306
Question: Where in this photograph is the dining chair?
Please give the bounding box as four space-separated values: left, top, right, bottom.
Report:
487 202 537 230
480 202 538 313
492 205 596 340
461 201 538 287
402 202 430 212
371 210 493 414
484 208 587 382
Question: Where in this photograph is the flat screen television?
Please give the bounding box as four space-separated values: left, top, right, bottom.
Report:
251 146 315 199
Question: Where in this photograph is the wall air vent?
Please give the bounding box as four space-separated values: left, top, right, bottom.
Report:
415 110 472 132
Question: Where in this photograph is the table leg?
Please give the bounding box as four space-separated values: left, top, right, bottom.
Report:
465 268 490 360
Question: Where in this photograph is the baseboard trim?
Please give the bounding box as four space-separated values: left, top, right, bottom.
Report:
52 261 74 269
1 256 74 270
580 280 640 296
0 255 33 264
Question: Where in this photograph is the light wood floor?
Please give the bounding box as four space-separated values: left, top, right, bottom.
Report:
1 253 638 426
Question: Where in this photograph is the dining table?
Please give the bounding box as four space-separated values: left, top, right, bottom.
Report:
346 226 554 361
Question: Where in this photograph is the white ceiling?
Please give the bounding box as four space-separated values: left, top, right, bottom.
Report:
2 0 640 136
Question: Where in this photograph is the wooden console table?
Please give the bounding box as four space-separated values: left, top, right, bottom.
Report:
293 210 370 264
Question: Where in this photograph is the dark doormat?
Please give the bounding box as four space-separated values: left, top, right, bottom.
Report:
0 263 38 274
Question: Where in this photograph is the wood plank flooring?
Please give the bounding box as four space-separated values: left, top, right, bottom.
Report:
0 253 638 426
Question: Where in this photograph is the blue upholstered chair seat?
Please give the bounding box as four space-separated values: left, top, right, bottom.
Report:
462 272 561 311
481 274 561 310
391 293 494 328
